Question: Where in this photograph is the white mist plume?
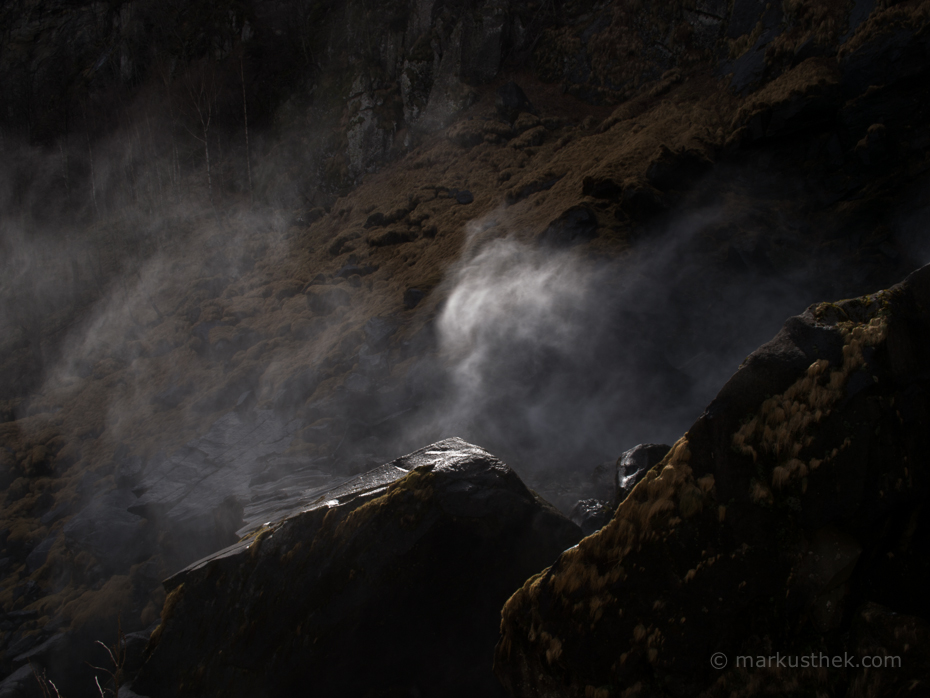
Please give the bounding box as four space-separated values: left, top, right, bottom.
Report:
425 204 839 487
439 236 595 403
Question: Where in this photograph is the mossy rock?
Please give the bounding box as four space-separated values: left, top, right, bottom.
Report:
494 265 930 697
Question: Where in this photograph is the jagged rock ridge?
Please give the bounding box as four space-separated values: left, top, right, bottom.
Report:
494 265 930 697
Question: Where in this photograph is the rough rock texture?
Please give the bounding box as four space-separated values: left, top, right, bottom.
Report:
132 438 581 698
6 0 918 184
570 445 669 535
125 408 345 569
495 265 930 697
3 0 930 694
616 443 671 504
569 499 612 536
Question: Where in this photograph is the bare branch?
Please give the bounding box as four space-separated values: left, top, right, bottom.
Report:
31 662 63 698
94 639 117 667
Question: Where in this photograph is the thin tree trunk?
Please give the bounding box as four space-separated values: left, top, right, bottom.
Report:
240 54 253 206
147 115 165 209
83 104 100 222
59 137 71 201
123 106 138 211
87 137 99 221
127 133 137 206
132 113 147 212
203 122 214 211
174 142 181 204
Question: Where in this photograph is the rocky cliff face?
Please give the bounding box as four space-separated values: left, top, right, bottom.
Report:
2 0 930 696
3 0 917 183
494 266 930 697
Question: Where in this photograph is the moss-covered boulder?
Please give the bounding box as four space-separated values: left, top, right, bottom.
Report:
494 265 930 697
132 438 581 698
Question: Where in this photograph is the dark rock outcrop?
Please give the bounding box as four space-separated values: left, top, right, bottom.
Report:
495 265 930 697
616 443 670 504
496 81 535 124
538 206 599 247
569 444 671 542
132 438 581 698
569 499 612 536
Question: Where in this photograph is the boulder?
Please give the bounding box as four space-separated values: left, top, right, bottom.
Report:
538 206 598 247
334 262 378 278
403 288 426 309
616 443 670 504
565 444 669 537
569 498 612 535
839 10 930 97
367 228 418 247
0 665 36 698
729 59 843 146
132 439 581 698
496 81 534 124
364 208 409 229
644 147 712 192
506 173 562 205
581 174 623 199
494 265 930 697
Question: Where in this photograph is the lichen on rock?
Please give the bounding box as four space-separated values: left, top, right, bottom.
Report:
494 265 930 697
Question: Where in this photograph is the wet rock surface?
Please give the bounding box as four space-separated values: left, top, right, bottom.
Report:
616 443 670 504
495 265 930 697
126 409 321 566
569 498 612 536
132 438 581 698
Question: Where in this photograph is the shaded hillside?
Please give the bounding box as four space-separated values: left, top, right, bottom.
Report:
1 0 930 695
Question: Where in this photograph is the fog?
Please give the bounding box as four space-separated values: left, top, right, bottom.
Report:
1 125 907 514
395 196 860 507
0 60 922 698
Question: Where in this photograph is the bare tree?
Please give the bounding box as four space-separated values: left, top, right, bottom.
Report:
122 104 137 207
31 662 63 698
183 58 219 215
82 102 100 221
154 56 184 205
240 51 253 206
58 135 70 202
88 614 128 697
